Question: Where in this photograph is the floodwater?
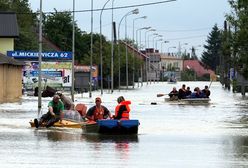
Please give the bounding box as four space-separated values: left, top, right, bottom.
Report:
1 81 248 168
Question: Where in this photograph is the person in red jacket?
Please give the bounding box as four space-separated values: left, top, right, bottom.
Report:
113 96 131 120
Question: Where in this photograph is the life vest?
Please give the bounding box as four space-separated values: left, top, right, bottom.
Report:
115 100 131 120
75 103 87 117
93 106 105 120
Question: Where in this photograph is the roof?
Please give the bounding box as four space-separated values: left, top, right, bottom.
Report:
0 12 19 37
183 60 215 77
0 53 25 66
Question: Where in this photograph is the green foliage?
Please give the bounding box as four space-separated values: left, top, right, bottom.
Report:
226 0 248 79
181 69 196 81
201 24 222 72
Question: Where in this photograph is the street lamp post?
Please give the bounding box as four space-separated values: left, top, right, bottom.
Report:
71 0 75 101
147 33 157 84
178 42 188 57
117 8 139 91
132 16 147 89
155 38 163 50
135 26 150 87
89 0 93 98
148 33 157 49
153 35 162 50
100 0 111 95
144 28 155 85
160 40 169 53
168 46 176 54
110 0 115 93
38 0 43 117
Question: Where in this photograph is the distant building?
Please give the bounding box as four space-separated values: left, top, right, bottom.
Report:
183 60 215 78
0 12 24 103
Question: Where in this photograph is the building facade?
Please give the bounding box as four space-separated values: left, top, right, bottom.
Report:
0 12 23 103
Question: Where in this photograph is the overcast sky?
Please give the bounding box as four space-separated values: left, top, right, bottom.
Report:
29 0 231 57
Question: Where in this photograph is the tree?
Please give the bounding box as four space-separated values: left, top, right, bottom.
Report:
201 24 222 72
226 0 248 79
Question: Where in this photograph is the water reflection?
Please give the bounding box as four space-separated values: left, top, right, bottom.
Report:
81 134 139 143
34 129 82 142
2 82 248 167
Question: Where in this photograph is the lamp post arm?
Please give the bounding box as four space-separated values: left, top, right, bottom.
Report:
100 0 111 95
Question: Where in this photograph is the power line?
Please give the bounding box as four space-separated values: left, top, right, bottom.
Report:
157 27 212 32
166 35 207 41
18 0 177 14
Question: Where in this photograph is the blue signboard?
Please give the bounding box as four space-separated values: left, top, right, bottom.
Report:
24 71 62 77
7 51 72 60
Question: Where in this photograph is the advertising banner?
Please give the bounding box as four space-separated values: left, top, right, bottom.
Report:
23 61 72 89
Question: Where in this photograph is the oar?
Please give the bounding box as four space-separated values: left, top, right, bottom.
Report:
209 79 213 89
157 93 168 97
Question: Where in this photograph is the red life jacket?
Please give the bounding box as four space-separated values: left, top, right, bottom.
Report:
115 100 131 120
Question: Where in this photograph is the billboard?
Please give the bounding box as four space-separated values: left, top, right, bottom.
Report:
23 61 72 89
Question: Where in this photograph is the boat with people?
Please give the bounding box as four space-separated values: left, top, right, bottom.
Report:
164 97 211 105
29 110 84 128
82 119 140 135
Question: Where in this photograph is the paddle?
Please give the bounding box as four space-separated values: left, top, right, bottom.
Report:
157 93 168 97
208 79 213 89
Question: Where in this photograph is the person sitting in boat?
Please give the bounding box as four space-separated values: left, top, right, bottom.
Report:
168 87 178 100
86 97 111 121
34 94 64 128
188 87 205 98
113 96 131 120
185 86 192 96
202 85 211 98
178 84 187 99
57 92 75 110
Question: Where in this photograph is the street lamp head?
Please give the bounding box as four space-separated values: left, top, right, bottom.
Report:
132 8 139 14
144 26 151 29
164 41 169 43
142 16 147 19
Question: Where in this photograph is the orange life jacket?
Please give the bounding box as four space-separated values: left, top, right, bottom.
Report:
115 100 131 120
93 106 105 120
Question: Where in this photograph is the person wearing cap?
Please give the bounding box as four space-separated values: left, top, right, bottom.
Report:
34 94 64 128
86 97 111 121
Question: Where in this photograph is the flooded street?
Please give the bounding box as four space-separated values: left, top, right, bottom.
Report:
1 81 248 168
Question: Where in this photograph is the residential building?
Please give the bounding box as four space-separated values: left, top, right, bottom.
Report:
0 12 24 103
